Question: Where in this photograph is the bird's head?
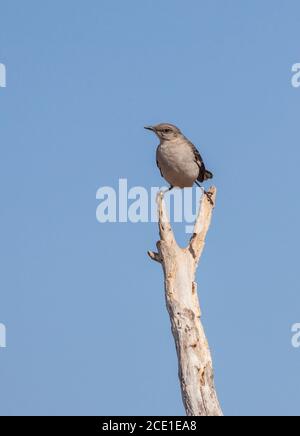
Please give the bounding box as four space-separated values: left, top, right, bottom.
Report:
144 123 182 141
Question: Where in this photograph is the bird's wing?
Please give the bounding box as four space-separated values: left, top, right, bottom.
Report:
156 146 164 178
188 141 206 183
156 159 163 177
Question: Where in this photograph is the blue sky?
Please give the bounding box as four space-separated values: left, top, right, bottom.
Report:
0 0 300 416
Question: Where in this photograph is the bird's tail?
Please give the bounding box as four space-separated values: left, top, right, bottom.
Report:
204 170 213 180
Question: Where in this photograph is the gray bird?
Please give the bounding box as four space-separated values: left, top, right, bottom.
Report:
145 123 214 203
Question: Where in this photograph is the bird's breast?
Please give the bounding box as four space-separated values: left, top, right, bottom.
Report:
156 141 199 188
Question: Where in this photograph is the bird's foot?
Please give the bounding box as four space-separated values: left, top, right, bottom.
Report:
158 186 173 198
204 190 214 206
156 189 168 203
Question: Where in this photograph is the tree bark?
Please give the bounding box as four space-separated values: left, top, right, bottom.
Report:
148 187 223 417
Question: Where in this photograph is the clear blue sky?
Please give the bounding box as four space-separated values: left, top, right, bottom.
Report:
0 0 300 416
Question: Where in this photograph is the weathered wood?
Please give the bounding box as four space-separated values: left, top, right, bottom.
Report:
148 187 223 417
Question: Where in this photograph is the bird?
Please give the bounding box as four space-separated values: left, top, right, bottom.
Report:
144 123 214 204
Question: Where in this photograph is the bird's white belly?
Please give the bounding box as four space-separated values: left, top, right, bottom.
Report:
157 142 199 188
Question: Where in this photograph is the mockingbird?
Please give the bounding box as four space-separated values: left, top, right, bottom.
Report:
145 123 214 204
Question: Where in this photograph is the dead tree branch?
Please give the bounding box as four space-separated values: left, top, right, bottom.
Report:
148 187 223 417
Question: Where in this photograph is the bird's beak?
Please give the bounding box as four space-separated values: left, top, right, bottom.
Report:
144 126 155 132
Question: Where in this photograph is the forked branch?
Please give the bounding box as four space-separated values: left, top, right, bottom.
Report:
148 187 223 417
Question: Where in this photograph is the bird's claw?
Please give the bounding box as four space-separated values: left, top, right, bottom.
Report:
204 190 214 206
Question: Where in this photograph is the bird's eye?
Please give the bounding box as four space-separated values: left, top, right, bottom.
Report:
164 129 171 133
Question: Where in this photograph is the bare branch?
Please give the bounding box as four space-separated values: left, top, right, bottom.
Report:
156 191 176 244
149 186 222 417
147 250 161 263
189 187 217 264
